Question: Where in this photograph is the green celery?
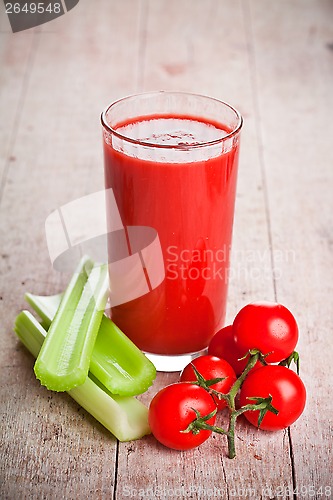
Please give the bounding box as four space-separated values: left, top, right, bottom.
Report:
26 292 156 396
90 318 156 396
25 292 62 328
34 256 109 391
15 311 151 441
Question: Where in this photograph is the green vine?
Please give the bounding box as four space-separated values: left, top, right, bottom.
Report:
182 350 281 458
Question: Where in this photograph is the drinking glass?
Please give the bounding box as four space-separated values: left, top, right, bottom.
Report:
101 91 242 371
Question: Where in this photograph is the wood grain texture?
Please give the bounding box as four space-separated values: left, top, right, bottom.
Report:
248 0 333 493
1 0 332 498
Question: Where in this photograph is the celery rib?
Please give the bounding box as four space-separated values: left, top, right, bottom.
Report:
34 256 109 392
15 311 151 441
25 292 62 328
26 292 156 396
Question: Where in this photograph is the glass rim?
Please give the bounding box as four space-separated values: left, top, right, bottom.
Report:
101 91 243 150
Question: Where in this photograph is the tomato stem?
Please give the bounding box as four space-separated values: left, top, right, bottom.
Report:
228 350 263 410
183 351 279 458
181 407 230 437
227 412 238 459
278 350 300 374
224 351 260 458
188 364 229 401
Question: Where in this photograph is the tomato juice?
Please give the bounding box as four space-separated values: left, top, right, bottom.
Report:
103 113 240 356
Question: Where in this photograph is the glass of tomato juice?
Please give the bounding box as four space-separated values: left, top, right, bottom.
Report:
101 91 242 371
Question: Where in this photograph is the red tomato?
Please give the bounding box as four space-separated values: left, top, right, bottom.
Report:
148 383 217 450
233 302 299 363
239 365 306 431
208 325 262 376
180 355 236 410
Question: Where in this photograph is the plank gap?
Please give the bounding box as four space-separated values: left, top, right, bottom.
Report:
0 30 40 206
220 455 231 500
287 427 297 500
112 439 120 500
242 0 277 301
136 0 149 92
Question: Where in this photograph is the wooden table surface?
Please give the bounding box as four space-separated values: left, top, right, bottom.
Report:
1 1 332 498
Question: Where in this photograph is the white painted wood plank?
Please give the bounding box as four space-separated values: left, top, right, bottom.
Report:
0 1 142 497
0 31 36 200
0 0 332 497
116 1 295 496
249 0 333 494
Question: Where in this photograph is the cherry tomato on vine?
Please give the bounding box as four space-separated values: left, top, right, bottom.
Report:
148 383 217 450
233 302 299 363
239 365 306 431
180 355 237 410
208 325 262 376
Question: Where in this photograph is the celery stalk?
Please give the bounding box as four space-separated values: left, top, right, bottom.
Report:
34 256 109 391
15 311 151 441
25 292 62 328
26 292 156 396
90 318 156 395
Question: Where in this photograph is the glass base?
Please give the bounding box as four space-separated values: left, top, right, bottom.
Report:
144 348 208 372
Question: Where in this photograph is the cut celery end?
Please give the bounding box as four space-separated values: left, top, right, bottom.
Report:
26 292 156 396
25 292 62 328
15 311 151 441
34 257 109 392
70 375 150 441
91 316 156 395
